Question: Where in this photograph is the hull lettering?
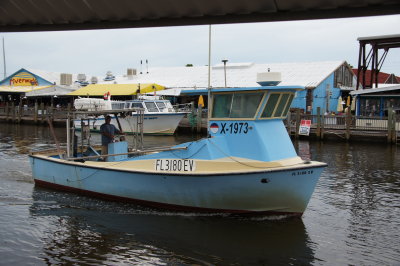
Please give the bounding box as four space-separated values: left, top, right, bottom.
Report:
155 159 196 172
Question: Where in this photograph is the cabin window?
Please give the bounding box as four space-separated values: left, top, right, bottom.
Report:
261 94 280 118
212 92 263 119
212 94 233 118
274 94 290 117
261 93 294 118
132 102 143 108
282 94 294 116
145 102 159 112
124 103 132 109
111 102 125 110
156 102 167 111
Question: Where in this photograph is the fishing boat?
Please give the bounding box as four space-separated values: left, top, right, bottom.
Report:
30 85 327 216
73 97 187 135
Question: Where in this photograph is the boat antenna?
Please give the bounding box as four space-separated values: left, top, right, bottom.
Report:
207 24 212 137
146 59 149 74
2 37 6 79
140 60 142 74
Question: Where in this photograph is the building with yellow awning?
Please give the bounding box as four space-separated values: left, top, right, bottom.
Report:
68 83 165 96
0 68 56 104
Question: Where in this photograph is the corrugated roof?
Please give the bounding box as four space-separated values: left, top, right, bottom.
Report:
68 83 165 96
101 60 346 89
25 85 75 97
1 0 399 32
352 69 400 85
350 84 400 95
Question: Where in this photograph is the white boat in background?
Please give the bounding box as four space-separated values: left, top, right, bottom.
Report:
73 97 188 135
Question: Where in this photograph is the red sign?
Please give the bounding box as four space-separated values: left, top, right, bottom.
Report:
299 120 311 136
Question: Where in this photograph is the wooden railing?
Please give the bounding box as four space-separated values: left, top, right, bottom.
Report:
286 107 399 143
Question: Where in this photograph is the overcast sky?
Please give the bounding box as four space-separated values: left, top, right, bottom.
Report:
2 14 400 78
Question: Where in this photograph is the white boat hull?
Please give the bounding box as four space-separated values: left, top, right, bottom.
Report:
74 113 186 135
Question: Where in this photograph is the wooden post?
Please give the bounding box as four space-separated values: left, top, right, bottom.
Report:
190 101 195 133
197 104 202 133
295 109 300 139
5 102 9 120
11 102 16 122
387 107 396 144
40 103 45 123
321 109 325 140
316 107 321 139
47 106 52 123
393 112 397 144
286 111 291 134
34 101 38 123
345 107 351 140
18 98 22 123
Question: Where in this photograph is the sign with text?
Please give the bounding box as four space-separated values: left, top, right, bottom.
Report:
10 72 38 86
299 120 311 136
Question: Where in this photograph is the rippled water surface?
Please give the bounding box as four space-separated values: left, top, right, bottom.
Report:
0 123 399 265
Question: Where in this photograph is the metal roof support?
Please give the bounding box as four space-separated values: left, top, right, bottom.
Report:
356 34 400 90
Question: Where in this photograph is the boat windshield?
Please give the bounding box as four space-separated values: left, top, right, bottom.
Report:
211 92 263 119
131 102 143 108
260 93 294 119
111 102 125 110
155 101 167 111
144 102 159 112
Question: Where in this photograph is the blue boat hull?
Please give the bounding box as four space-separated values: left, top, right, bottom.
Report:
29 155 325 215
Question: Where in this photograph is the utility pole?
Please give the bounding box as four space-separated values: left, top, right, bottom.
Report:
222 59 228 87
2 37 6 79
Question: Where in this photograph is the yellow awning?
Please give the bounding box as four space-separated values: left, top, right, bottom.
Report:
68 83 165 96
0 85 53 93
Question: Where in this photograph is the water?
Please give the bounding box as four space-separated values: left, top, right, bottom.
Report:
0 123 399 265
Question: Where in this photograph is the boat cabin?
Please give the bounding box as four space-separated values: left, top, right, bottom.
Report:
111 100 175 113
210 87 297 120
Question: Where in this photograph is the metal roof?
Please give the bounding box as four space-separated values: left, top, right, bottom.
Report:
1 0 399 32
350 84 400 95
28 61 349 92
107 60 348 89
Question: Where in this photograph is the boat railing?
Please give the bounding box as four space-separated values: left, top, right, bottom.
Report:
66 108 146 158
65 145 188 161
173 103 193 112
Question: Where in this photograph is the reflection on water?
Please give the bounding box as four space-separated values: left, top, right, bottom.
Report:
0 124 399 265
29 187 314 265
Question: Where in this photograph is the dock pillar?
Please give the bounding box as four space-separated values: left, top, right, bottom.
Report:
197 105 202 133
40 103 45 123
34 102 38 123
18 98 22 123
387 107 395 144
5 102 9 121
345 107 351 140
11 102 16 123
316 107 321 139
295 109 300 139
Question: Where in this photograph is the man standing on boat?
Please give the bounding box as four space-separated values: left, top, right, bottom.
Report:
100 115 124 159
